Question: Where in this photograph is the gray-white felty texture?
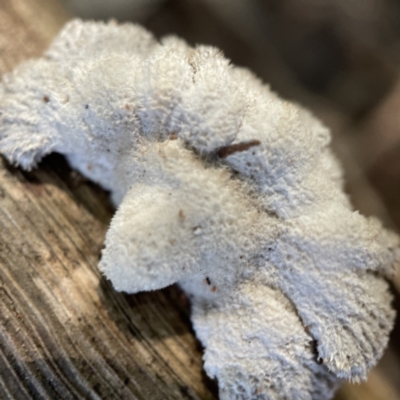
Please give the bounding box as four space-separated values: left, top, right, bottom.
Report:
1 19 399 400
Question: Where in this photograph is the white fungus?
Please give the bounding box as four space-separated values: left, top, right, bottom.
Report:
1 19 399 400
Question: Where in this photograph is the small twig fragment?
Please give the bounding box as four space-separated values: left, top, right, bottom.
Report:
217 140 261 159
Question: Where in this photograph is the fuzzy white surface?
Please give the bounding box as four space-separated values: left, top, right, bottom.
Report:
1 19 399 400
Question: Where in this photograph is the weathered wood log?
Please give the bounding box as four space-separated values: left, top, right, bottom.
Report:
0 1 217 398
1 1 399 399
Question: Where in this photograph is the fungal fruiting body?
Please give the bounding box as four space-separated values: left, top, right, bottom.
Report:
1 19 399 400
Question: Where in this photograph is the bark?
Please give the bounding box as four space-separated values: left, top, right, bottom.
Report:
0 1 217 398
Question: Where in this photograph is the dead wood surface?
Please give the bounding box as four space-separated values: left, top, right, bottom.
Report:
1 0 400 399
0 1 217 399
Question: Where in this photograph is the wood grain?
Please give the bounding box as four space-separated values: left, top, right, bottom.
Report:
0 1 399 399
0 155 219 399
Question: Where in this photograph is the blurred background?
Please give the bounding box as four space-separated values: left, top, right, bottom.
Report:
13 0 400 398
60 0 400 229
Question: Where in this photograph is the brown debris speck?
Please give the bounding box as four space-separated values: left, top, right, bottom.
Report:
217 140 261 159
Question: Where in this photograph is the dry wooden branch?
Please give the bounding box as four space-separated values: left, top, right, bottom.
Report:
1 1 399 399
